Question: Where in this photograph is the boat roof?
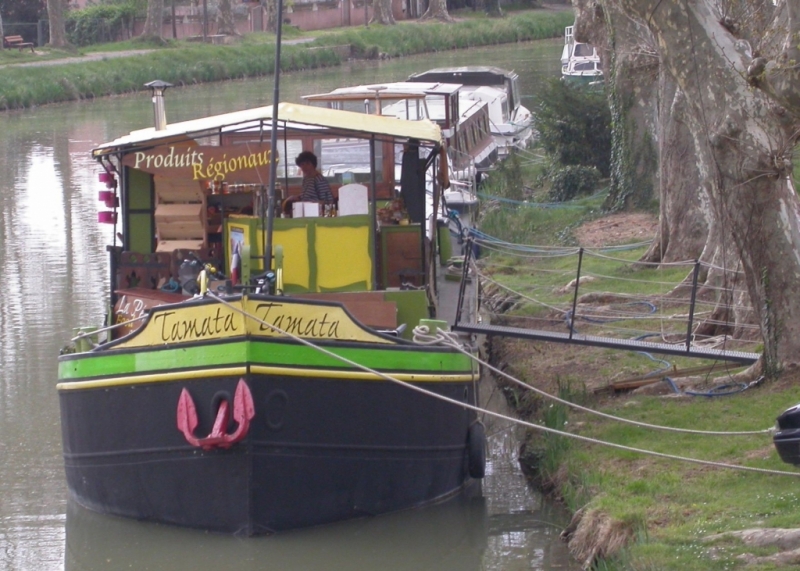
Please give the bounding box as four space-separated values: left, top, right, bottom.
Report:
92 102 443 158
303 82 462 103
408 67 518 87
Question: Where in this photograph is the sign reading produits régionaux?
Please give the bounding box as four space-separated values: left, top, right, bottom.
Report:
122 143 277 183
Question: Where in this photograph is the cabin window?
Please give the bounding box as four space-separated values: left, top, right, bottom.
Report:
449 94 459 127
277 139 305 185
508 77 520 111
316 138 383 184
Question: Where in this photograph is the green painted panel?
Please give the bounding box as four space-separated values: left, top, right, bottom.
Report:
384 289 430 340
245 340 471 371
59 342 249 380
128 169 152 209
58 338 471 380
128 213 153 254
126 168 153 253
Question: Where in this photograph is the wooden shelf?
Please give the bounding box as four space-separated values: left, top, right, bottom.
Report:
154 175 207 252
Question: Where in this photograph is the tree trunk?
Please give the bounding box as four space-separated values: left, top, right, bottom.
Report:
265 0 278 33
47 0 69 48
371 0 396 25
217 0 240 36
639 79 709 264
141 0 165 40
615 0 800 373
0 12 5 50
420 0 455 22
485 0 502 18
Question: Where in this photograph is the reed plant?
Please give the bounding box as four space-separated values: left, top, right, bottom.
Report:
309 11 571 57
0 10 572 111
0 43 340 110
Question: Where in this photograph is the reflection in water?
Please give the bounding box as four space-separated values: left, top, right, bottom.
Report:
1 40 576 571
479 373 575 570
66 496 488 571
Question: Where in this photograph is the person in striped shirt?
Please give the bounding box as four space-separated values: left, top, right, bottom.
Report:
295 151 334 203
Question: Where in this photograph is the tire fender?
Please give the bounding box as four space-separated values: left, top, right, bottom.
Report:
467 421 486 479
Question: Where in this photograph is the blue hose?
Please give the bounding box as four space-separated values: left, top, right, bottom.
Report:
664 377 751 397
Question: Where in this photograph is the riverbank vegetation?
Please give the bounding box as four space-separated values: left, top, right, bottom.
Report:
477 162 800 569
0 9 571 111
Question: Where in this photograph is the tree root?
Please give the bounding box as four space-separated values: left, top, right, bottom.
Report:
705 528 800 567
631 361 763 396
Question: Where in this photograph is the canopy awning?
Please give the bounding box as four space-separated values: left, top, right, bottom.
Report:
92 102 443 158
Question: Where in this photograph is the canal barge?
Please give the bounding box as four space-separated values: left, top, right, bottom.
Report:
57 95 484 535
407 67 534 156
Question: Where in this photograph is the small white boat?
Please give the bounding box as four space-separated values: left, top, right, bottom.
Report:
561 25 603 83
407 67 534 157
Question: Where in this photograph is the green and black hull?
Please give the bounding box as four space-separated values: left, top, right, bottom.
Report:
58 296 481 534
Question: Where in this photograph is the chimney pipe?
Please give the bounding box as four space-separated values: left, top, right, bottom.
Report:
144 80 173 131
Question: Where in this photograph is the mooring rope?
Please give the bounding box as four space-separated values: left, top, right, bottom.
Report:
205 293 795 477
411 326 774 437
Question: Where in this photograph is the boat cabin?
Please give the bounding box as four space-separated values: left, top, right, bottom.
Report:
407 67 523 117
406 67 533 156
303 81 497 174
92 101 452 340
561 25 603 82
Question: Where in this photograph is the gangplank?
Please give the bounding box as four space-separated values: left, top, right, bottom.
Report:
451 239 761 366
452 322 760 365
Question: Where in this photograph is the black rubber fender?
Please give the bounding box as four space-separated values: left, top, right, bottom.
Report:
467 421 486 479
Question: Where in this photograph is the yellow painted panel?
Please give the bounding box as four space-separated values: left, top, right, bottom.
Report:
272 227 310 290
244 299 390 343
315 225 372 291
116 302 247 349
114 297 392 349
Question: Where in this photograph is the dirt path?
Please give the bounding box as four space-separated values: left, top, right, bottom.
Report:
0 37 317 70
0 49 155 69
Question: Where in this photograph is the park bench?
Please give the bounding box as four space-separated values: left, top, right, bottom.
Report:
3 35 34 52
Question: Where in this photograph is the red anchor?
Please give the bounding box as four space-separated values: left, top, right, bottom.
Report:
176 378 255 450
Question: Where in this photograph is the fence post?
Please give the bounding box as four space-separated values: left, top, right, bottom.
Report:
569 248 583 340
38 20 48 47
454 235 474 327
685 259 701 351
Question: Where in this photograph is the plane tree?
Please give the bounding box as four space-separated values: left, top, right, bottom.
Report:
576 0 800 374
141 0 164 40
47 0 68 47
371 0 396 25
420 0 455 22
217 0 239 36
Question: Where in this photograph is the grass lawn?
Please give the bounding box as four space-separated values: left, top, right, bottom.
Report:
477 153 800 570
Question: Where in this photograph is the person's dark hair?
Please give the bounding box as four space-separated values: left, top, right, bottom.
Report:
295 151 318 168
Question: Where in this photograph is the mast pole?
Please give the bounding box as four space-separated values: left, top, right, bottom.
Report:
265 0 284 274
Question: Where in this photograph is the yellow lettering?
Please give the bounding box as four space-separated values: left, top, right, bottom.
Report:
191 163 206 180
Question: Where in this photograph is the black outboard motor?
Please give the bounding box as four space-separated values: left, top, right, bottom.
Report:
773 404 800 466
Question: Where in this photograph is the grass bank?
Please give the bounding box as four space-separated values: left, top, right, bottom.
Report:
476 165 800 570
0 9 571 111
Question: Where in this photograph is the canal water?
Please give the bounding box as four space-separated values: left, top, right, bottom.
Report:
0 40 578 570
